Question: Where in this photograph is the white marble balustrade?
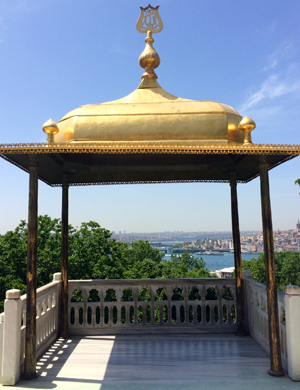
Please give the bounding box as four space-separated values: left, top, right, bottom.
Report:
2 275 300 385
1 273 61 385
68 278 237 335
20 278 61 372
244 277 287 371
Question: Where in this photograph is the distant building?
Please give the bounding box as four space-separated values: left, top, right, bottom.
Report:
296 220 300 230
214 267 235 278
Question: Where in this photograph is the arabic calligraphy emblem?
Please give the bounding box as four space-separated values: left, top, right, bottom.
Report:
136 4 163 34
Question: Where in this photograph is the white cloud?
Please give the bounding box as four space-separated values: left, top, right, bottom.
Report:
240 40 300 112
261 59 278 73
240 72 300 112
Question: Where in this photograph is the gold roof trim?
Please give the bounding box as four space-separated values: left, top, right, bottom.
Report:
1 142 299 155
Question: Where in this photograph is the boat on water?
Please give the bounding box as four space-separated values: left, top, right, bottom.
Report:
202 251 225 255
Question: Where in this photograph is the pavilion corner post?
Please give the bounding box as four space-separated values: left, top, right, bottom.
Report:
259 160 283 376
61 179 69 338
24 160 38 380
230 174 246 336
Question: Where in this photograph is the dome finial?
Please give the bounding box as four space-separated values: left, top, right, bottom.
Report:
43 119 59 144
137 5 163 87
238 116 256 145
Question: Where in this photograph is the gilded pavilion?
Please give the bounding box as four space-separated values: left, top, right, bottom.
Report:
0 4 299 382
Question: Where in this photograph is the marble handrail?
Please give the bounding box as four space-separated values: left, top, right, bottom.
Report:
244 277 287 371
68 278 237 335
1 273 61 385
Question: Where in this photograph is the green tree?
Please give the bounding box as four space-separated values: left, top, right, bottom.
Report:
0 221 28 310
160 251 213 278
242 252 300 291
68 221 128 280
0 218 215 312
123 240 164 279
0 216 63 311
295 178 300 194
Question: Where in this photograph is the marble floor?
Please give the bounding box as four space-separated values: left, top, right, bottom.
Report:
6 334 300 390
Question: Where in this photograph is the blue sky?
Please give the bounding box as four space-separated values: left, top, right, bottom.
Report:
0 0 299 234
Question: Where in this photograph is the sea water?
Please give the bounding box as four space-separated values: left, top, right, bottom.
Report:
163 252 260 272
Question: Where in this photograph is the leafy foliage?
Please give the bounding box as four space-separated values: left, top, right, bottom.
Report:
295 178 300 194
0 216 214 312
160 252 212 278
242 251 300 291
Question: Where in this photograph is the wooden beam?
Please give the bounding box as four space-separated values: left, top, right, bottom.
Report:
24 161 38 379
260 161 283 376
61 178 69 338
230 173 246 336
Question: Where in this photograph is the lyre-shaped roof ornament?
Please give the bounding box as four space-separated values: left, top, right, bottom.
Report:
136 4 163 34
136 5 163 87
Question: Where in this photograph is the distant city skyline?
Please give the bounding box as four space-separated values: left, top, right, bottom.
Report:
0 1 299 234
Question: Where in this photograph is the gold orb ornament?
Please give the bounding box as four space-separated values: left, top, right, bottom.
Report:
238 116 256 144
42 119 59 144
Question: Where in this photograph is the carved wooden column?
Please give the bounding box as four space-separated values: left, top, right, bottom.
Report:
260 159 283 376
230 173 246 336
24 158 38 379
61 178 69 338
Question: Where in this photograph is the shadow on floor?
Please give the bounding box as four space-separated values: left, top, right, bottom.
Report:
11 334 300 390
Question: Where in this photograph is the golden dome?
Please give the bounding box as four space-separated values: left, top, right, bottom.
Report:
55 6 245 145
56 79 243 144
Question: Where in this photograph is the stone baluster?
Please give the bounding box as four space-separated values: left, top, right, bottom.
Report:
210 296 215 326
42 298 48 337
183 286 189 325
193 302 197 325
36 301 41 318
159 304 164 325
74 303 79 327
116 288 122 326
217 286 223 326
100 289 104 327
228 304 233 325
142 304 147 325
125 299 130 325
109 306 113 326
150 287 155 325
48 293 52 311
165 286 173 325
201 286 206 325
36 302 41 344
133 288 139 325
82 289 88 327
91 303 96 328
51 293 55 332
